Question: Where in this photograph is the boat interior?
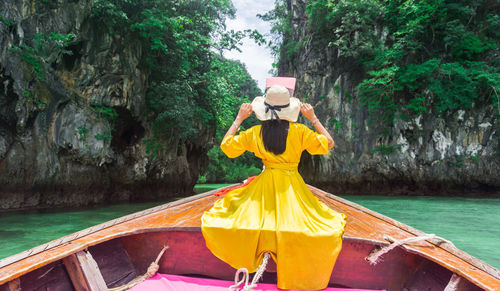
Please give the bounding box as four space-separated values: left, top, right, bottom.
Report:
1 228 483 291
1 186 497 291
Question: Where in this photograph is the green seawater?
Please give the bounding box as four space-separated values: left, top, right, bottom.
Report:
0 201 163 261
0 186 499 270
341 195 500 269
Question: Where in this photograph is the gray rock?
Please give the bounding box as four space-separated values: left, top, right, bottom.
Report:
287 0 499 195
0 0 212 209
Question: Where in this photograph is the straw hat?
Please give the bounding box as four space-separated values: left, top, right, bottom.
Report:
251 85 301 122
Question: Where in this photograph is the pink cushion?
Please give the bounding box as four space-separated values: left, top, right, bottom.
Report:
130 273 383 291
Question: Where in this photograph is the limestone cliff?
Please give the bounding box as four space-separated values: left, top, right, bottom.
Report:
0 0 212 209
283 0 499 195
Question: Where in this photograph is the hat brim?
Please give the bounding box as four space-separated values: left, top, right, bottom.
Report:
251 96 301 122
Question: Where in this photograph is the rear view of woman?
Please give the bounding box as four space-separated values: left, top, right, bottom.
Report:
201 81 346 290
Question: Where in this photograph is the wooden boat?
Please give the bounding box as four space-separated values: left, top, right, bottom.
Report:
0 184 499 291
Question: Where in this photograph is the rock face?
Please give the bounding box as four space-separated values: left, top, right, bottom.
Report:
0 0 212 209
285 0 499 195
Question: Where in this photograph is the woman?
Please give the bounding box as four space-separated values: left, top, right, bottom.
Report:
201 84 346 290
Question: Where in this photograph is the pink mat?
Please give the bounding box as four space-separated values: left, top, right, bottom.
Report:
130 274 383 291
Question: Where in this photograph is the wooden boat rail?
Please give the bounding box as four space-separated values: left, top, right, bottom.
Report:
0 184 238 270
0 184 499 290
310 185 500 281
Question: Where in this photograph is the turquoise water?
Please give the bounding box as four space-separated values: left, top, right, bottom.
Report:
0 202 163 261
340 195 500 269
0 188 499 270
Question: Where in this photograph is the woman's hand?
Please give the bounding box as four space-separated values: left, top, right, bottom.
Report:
236 103 253 123
300 103 335 149
223 103 253 141
300 103 317 122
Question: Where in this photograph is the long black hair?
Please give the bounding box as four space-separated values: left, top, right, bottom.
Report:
260 120 290 155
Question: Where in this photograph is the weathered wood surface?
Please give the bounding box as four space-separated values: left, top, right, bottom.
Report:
63 251 108 291
88 240 138 288
0 184 499 290
309 185 500 290
0 260 74 290
1 278 19 291
63 253 91 291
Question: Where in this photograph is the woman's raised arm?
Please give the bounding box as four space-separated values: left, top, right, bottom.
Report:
300 103 335 149
222 103 253 141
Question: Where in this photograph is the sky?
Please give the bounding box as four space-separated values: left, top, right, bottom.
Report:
223 0 274 92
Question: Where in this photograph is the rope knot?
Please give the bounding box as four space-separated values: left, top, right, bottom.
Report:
229 252 271 291
229 268 250 291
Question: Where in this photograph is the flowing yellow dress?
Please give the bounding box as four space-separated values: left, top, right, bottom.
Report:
201 123 346 290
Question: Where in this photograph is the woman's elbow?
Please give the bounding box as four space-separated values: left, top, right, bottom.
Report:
328 139 335 149
220 146 241 158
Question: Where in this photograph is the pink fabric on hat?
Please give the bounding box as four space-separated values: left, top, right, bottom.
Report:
266 77 296 90
130 273 385 291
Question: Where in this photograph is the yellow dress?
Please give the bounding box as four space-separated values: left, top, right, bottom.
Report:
201 123 346 290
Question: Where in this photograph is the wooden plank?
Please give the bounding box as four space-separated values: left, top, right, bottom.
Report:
88 240 137 287
64 253 90 291
7 279 19 291
0 279 19 291
63 251 108 291
78 251 108 291
444 273 483 291
13 260 74 290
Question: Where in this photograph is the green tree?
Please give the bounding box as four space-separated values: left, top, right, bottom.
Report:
91 0 265 177
306 0 499 131
258 0 499 153
202 58 263 183
10 0 266 180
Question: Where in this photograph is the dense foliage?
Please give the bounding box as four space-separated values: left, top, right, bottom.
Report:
257 0 292 73
91 0 236 144
264 0 499 147
6 0 264 181
90 0 264 176
308 0 499 134
201 58 263 183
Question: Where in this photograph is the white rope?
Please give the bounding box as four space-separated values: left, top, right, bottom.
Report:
229 252 271 291
110 245 169 291
229 268 250 291
366 234 454 265
247 252 271 290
